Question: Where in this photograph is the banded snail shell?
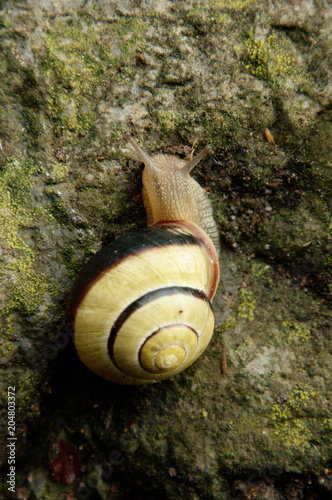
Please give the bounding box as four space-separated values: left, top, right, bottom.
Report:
66 221 219 385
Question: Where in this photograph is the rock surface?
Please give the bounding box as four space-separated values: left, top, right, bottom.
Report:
0 0 331 498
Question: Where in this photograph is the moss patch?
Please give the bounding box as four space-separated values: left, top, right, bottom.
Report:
281 321 311 344
236 289 256 321
39 16 147 143
244 31 297 85
46 162 69 184
270 386 318 450
0 157 50 315
158 111 197 137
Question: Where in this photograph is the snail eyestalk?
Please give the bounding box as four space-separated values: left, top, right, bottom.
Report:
181 145 212 174
123 131 159 172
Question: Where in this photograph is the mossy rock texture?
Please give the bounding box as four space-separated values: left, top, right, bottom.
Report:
0 0 331 499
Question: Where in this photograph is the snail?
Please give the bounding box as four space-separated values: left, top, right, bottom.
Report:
66 132 220 385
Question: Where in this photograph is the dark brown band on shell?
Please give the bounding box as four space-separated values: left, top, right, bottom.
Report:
153 221 220 300
65 224 205 330
107 286 212 373
138 324 198 370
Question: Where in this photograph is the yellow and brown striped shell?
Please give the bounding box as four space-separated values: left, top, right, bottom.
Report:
66 221 219 385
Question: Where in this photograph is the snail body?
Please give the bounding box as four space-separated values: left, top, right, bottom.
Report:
66 133 220 385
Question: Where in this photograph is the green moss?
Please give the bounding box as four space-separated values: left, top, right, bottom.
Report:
201 110 238 151
323 418 332 433
38 16 147 143
0 157 50 315
188 0 254 23
153 102 238 152
0 13 11 30
213 0 253 11
187 6 206 20
236 289 256 321
227 336 254 366
107 121 128 147
158 111 198 137
244 31 297 85
17 371 42 415
0 157 39 204
46 162 69 184
281 321 311 343
61 243 87 278
270 386 318 449
216 316 236 334
75 186 128 226
201 408 208 419
0 313 16 357
250 261 271 278
45 189 73 225
61 244 76 265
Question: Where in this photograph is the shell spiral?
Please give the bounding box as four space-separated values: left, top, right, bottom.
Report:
66 221 219 385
